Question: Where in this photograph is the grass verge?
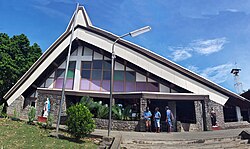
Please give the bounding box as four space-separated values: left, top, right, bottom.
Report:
0 118 98 149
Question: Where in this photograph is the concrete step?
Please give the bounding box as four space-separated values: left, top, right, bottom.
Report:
121 137 250 149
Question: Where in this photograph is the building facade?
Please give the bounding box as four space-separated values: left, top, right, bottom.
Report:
4 6 250 132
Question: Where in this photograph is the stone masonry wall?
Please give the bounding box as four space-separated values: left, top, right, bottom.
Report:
37 90 65 123
139 98 147 131
7 96 24 118
193 101 203 131
209 100 225 128
94 118 140 131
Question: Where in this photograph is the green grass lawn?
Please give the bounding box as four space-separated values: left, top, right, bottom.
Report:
0 118 98 149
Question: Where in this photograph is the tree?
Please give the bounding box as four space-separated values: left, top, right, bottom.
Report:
0 33 42 102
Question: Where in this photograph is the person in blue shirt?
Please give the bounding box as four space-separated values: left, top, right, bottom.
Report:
154 107 161 133
144 107 152 132
165 106 174 133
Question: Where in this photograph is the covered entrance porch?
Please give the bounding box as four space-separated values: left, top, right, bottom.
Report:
114 92 211 132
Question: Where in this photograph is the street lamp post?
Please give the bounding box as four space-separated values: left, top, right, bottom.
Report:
55 3 79 137
108 26 151 137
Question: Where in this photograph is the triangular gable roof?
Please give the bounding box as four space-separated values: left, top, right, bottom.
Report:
4 5 248 106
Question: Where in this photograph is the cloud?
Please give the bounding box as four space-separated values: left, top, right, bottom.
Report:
170 48 192 61
169 37 227 61
197 63 234 84
191 37 227 55
32 5 68 19
187 65 199 73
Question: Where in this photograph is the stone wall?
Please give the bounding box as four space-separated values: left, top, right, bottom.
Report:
209 101 225 128
139 98 147 131
37 90 65 123
7 96 25 118
194 101 203 131
94 118 140 131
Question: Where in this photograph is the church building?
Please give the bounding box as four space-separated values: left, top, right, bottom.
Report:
4 5 250 132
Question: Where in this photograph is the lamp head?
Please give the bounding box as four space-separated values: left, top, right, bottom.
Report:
129 26 151 37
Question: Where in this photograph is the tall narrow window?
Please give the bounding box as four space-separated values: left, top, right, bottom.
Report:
80 61 91 90
90 60 102 91
125 71 136 91
102 60 111 91
55 61 76 89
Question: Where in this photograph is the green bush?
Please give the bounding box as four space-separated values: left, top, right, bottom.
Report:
0 104 4 117
97 105 109 119
28 106 36 123
66 103 95 139
46 114 54 129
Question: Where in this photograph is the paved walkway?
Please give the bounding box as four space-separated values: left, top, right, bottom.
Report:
93 128 250 141
92 128 250 148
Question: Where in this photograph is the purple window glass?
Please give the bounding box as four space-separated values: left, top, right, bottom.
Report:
102 80 110 91
65 79 73 89
55 78 73 89
55 78 63 88
147 82 159 92
125 82 135 92
114 81 124 92
136 82 147 91
91 80 101 91
80 79 90 90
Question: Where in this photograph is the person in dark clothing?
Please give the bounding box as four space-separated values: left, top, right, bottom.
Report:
211 107 217 126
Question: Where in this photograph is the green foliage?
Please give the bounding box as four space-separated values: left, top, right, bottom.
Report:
79 96 132 120
0 119 98 148
0 33 42 100
112 104 123 120
0 104 3 114
0 104 5 117
28 106 36 123
66 103 95 139
96 105 109 119
80 96 102 117
46 114 54 129
13 108 19 118
122 105 132 120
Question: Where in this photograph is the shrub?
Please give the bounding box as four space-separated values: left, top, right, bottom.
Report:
46 114 54 129
66 103 95 139
0 104 4 117
10 108 20 121
122 105 132 120
28 106 36 124
97 105 109 119
112 105 122 120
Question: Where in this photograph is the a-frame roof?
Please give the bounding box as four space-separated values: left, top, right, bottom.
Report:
4 5 249 107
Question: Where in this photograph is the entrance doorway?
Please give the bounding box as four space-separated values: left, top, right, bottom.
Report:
148 99 169 132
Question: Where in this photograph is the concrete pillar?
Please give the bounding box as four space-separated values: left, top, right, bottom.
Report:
236 106 242 121
139 98 147 131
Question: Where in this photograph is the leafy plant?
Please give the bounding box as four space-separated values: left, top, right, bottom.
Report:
12 108 20 121
46 114 54 129
112 105 123 120
97 105 109 119
28 106 36 124
66 103 95 139
0 104 4 117
122 105 132 120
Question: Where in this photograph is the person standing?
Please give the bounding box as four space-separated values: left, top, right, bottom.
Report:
144 107 152 132
211 107 217 127
165 106 174 133
154 107 161 133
